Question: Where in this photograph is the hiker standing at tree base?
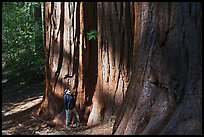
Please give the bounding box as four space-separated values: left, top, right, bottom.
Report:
64 87 80 128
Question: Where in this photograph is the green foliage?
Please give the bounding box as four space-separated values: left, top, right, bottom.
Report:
87 30 98 40
2 2 45 81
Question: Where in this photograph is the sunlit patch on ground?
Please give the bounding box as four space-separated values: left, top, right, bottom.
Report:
2 96 43 117
2 60 114 135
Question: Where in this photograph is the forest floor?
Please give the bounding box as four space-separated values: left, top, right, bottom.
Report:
2 61 114 135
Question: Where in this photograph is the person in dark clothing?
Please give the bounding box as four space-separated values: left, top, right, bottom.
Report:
64 87 80 128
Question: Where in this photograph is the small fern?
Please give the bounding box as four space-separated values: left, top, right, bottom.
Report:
87 30 98 40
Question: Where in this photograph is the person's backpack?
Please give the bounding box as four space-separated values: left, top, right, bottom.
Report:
65 92 75 110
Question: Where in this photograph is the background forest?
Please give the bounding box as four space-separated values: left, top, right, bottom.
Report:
2 2 45 81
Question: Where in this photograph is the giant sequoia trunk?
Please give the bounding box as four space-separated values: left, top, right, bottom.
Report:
37 2 201 134
37 2 98 126
113 2 202 135
87 2 134 125
38 2 134 127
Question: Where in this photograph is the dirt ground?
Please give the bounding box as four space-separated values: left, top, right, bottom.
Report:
2 62 114 135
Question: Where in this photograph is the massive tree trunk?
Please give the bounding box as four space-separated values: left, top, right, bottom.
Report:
37 2 201 134
38 2 68 121
37 2 97 127
37 2 78 122
77 2 98 123
87 2 134 125
113 2 202 135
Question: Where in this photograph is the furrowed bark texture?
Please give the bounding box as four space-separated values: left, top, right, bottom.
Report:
38 2 97 126
38 2 66 120
113 2 202 135
87 2 134 125
77 2 98 123
38 2 201 134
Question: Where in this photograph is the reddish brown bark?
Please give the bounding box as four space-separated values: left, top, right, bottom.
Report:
88 2 134 125
77 2 98 123
38 3 201 135
37 2 97 127
38 2 65 120
113 2 202 135
37 2 80 125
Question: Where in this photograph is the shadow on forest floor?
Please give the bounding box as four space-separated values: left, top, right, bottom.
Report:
2 61 114 135
2 61 45 135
